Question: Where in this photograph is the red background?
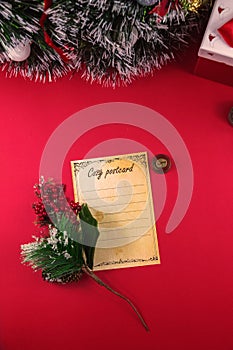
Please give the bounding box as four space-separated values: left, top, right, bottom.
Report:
0 54 232 350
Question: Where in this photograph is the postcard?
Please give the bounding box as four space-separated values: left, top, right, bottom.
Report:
71 152 160 271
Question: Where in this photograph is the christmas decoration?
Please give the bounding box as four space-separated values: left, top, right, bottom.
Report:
40 0 71 62
6 40 31 62
0 0 213 85
180 0 212 12
21 178 149 331
195 0 233 86
0 1 70 82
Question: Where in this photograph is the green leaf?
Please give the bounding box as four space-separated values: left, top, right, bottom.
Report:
79 204 99 270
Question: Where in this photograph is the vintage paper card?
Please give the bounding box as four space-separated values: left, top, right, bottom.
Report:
71 152 160 271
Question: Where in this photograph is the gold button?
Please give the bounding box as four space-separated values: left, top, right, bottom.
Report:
152 154 171 174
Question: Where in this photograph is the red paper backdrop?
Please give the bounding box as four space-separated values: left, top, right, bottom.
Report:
0 59 233 350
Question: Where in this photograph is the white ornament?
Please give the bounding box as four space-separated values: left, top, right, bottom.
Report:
7 41 31 62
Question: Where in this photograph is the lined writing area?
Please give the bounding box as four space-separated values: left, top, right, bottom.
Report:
80 183 144 193
80 183 146 206
79 182 154 244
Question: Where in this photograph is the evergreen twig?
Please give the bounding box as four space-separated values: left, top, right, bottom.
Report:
82 265 149 332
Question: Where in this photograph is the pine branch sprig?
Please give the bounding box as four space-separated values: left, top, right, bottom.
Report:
21 179 149 330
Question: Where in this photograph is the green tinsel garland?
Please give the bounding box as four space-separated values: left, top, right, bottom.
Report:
0 0 212 85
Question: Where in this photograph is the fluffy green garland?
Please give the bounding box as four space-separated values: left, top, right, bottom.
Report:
0 0 212 85
46 0 211 86
0 1 70 81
